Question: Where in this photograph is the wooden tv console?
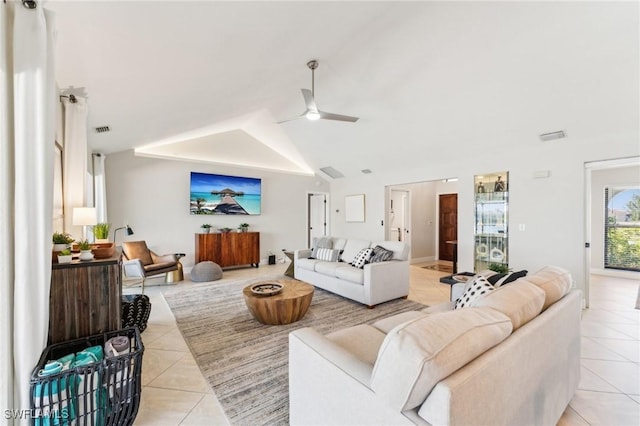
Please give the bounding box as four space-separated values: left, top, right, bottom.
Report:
195 232 260 268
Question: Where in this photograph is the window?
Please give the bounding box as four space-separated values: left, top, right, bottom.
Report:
53 142 64 232
604 186 640 271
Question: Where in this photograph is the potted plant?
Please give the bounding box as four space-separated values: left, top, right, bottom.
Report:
219 227 232 233
488 263 510 274
77 239 94 261
52 232 74 252
93 222 111 242
201 224 212 234
238 223 249 233
57 248 73 264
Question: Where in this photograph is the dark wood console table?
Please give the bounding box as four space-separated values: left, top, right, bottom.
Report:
195 232 260 268
49 251 122 344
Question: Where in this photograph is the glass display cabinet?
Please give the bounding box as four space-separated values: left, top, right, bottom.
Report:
474 171 508 272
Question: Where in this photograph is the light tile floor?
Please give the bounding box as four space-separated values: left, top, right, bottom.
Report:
128 263 640 425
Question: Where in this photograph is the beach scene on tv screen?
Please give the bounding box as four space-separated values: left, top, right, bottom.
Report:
190 172 261 215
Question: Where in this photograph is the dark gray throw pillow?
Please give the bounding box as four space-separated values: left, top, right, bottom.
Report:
369 245 394 263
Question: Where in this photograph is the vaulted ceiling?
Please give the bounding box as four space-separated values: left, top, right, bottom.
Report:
48 1 639 178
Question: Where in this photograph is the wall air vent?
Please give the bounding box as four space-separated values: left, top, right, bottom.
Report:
95 126 111 133
539 130 566 142
319 166 344 179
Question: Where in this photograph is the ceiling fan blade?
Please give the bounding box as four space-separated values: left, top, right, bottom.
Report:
277 113 305 124
319 111 360 122
301 89 318 112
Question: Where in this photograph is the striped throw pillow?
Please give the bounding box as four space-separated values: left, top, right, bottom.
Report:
315 248 341 262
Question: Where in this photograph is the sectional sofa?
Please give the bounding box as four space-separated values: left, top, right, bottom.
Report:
289 266 580 425
293 237 410 307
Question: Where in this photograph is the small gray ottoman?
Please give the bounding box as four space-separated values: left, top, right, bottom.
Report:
190 261 223 282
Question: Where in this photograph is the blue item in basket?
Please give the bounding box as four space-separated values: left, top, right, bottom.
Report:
33 356 77 426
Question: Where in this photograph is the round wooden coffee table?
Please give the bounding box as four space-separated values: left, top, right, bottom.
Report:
243 278 314 325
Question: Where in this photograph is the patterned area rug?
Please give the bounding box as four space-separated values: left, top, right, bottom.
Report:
163 275 426 426
422 263 453 273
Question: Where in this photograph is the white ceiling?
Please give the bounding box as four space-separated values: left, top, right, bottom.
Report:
47 0 639 178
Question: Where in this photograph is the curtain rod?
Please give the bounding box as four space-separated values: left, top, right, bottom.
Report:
60 94 77 103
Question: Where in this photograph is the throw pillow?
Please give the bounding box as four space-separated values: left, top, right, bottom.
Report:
487 270 528 287
369 245 394 263
311 236 333 254
454 275 495 309
314 248 341 262
351 248 373 269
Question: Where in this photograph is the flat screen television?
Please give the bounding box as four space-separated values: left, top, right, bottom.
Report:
190 171 261 215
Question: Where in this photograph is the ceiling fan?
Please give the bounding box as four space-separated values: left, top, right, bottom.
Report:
279 60 359 124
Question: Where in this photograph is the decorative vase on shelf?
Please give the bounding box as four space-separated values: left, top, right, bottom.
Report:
52 243 68 252
79 250 94 261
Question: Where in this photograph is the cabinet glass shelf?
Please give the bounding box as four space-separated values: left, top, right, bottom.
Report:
474 172 509 272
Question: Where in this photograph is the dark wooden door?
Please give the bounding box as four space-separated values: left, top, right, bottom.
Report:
439 194 458 261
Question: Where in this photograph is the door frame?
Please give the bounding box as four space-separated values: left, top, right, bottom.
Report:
306 191 330 247
386 188 411 243
584 156 640 308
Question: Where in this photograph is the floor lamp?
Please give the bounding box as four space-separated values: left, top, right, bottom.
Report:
72 207 97 241
113 225 134 246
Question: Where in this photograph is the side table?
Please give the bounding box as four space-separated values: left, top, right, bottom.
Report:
166 253 186 283
439 272 474 301
284 250 295 278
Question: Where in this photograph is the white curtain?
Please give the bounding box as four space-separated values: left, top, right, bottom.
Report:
0 1 56 423
93 153 108 223
62 97 88 240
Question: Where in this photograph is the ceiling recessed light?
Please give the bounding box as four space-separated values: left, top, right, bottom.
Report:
539 130 566 142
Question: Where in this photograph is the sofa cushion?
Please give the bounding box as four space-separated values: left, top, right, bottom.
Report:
371 241 409 261
315 261 341 276
332 238 347 251
520 265 572 310
487 269 528 287
297 258 320 272
454 275 495 309
326 324 386 366
314 248 341 262
471 280 545 330
351 248 373 269
340 239 372 264
371 307 513 411
372 311 427 334
335 265 364 284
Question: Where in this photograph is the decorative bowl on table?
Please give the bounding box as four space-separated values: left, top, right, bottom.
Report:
91 242 116 259
452 274 473 283
250 283 283 296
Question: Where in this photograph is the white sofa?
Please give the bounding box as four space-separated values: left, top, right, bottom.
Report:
294 237 410 307
289 266 581 425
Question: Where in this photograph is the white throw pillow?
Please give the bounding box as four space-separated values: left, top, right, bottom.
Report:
314 248 340 262
351 248 373 269
454 275 494 309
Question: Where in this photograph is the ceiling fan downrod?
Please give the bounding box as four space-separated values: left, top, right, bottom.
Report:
307 60 318 97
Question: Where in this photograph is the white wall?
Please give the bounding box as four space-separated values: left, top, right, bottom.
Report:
105 150 329 268
329 137 640 295
590 164 640 271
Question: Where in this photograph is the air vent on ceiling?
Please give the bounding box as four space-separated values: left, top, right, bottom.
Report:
539 130 566 142
320 166 344 179
95 126 111 134
361 169 372 174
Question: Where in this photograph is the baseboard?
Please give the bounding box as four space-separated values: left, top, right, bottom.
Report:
410 256 436 264
590 268 639 280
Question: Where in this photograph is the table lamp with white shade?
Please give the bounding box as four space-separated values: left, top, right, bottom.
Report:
72 207 97 241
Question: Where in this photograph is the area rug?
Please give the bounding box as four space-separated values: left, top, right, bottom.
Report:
422 263 453 273
163 276 426 426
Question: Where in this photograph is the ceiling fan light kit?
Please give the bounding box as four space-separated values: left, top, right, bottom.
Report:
279 60 359 124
